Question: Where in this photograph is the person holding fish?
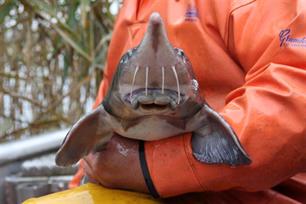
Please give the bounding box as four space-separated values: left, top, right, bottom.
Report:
57 0 306 202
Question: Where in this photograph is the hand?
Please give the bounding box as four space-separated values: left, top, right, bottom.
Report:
83 134 149 193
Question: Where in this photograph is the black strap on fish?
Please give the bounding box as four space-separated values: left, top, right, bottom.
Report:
139 141 160 198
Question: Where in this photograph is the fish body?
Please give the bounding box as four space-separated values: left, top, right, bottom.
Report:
56 13 251 167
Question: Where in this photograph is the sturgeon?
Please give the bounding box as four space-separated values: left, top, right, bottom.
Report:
56 13 251 167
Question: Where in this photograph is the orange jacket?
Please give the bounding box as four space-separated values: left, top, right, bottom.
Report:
86 0 306 198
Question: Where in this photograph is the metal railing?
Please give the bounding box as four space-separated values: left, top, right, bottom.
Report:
0 129 74 204
0 129 68 166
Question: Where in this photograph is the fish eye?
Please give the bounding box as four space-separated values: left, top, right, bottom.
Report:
119 48 137 64
174 48 186 57
174 48 189 64
119 53 129 64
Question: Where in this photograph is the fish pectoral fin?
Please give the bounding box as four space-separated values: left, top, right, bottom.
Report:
55 105 112 167
192 105 251 166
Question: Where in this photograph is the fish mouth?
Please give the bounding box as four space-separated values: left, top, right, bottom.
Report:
124 88 184 112
139 103 169 112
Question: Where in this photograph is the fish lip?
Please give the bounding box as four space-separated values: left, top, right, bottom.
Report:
123 88 183 112
124 88 184 102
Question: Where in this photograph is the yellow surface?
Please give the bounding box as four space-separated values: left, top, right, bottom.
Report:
23 183 162 204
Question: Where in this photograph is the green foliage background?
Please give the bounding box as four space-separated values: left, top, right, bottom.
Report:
0 0 120 142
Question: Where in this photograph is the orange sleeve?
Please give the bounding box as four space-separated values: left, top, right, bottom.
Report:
144 1 306 197
92 72 110 109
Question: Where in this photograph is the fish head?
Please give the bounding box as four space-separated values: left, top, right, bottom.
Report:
105 12 202 118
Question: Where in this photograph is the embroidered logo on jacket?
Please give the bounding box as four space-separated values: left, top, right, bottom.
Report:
279 29 306 48
185 5 198 21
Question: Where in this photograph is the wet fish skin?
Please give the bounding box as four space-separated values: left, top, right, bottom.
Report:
55 12 251 167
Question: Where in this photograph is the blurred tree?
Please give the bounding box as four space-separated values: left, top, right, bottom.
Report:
0 0 120 142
